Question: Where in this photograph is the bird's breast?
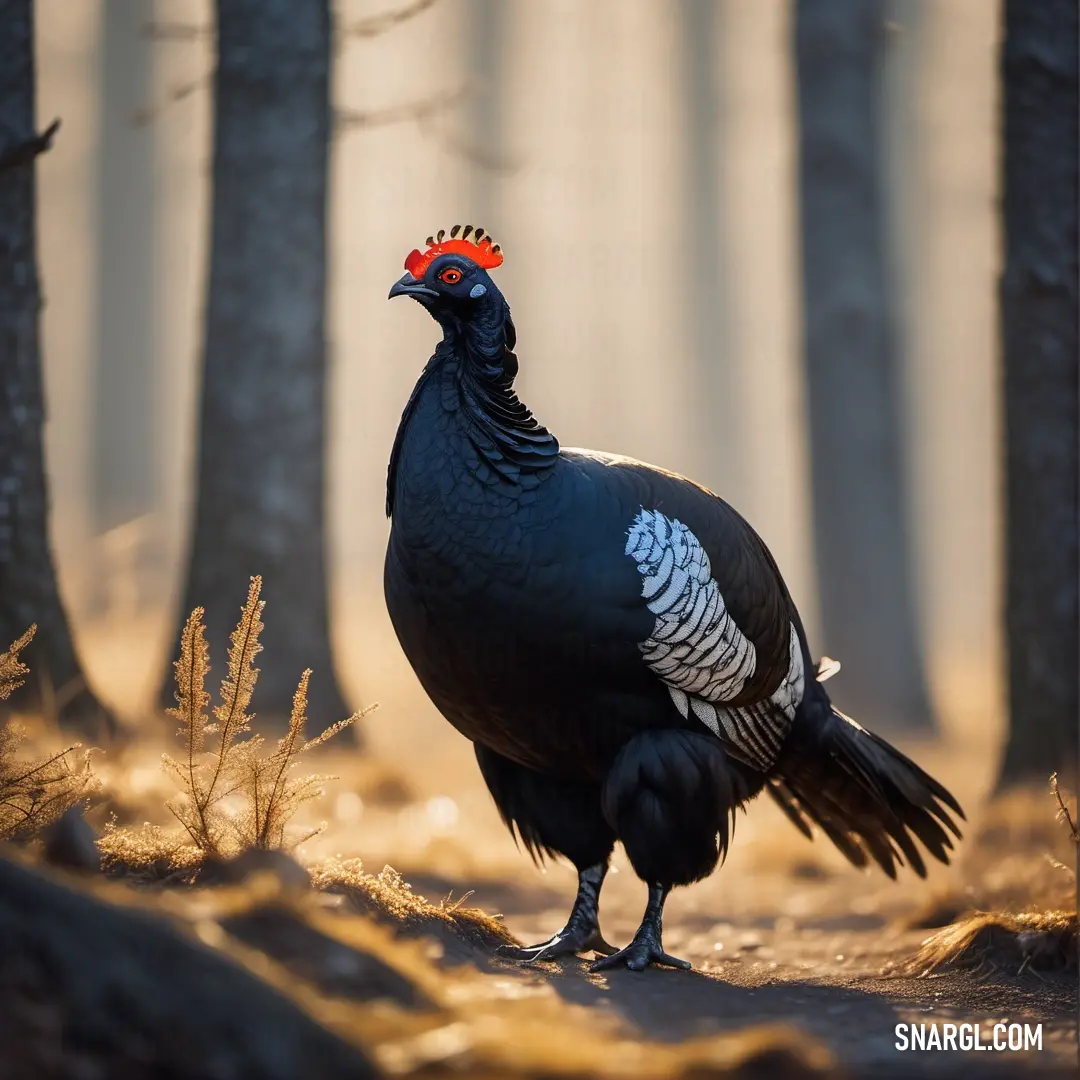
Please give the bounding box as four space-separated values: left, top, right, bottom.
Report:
384 413 682 773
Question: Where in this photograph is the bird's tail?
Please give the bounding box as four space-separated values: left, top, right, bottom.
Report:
768 701 964 878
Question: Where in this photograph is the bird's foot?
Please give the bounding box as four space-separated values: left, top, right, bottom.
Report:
497 923 618 963
588 883 691 972
497 861 616 962
588 934 691 972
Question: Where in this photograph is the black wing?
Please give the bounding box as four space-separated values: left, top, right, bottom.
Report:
565 451 807 769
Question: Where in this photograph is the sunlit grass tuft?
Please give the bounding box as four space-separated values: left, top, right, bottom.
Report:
0 625 99 842
100 576 371 877
311 857 519 960
911 909 1077 977
0 624 35 701
906 774 1078 976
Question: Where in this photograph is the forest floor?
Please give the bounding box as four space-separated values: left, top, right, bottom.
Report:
402 847 1077 1078
332 742 1079 1080
59 725 1079 1079
5 619 1076 1079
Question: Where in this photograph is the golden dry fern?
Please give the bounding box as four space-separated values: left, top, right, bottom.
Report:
0 625 98 841
159 575 369 859
0 624 35 701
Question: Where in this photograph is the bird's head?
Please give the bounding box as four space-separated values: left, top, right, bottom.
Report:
389 225 508 337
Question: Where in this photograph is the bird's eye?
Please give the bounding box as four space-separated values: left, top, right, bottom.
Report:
439 267 462 285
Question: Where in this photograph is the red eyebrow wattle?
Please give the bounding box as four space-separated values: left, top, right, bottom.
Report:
403 226 504 279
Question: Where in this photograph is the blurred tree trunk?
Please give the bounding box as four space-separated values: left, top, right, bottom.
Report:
680 0 745 506
0 0 113 736
169 0 351 732
794 0 934 732
89 0 158 609
468 0 505 213
995 0 1078 790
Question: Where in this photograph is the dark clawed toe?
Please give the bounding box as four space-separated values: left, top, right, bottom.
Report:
652 951 692 971
588 942 692 973
496 938 568 962
497 926 617 963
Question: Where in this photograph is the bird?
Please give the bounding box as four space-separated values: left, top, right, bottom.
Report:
384 226 964 972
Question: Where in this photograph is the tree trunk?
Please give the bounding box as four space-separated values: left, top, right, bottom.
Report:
794 0 934 732
170 0 351 731
468 0 506 213
88 0 159 616
995 0 1078 790
679 0 746 507
92 0 157 534
0 0 112 736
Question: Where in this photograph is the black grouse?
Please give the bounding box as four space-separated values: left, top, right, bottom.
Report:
384 226 964 972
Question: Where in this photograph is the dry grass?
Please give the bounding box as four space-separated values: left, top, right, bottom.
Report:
100 577 369 878
97 819 205 884
162 576 366 855
1049 771 1079 872
906 775 1078 976
0 625 35 700
89 579 519 965
911 910 1077 977
0 723 98 844
0 626 99 843
900 774 1078 931
310 857 519 962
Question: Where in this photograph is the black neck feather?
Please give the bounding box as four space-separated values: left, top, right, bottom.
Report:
386 303 559 517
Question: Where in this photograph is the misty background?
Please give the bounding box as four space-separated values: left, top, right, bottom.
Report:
34 0 999 777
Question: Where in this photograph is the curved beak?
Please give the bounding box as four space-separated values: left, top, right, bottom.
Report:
389 273 438 300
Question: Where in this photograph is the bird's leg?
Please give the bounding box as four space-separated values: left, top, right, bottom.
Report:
589 883 691 972
497 861 618 962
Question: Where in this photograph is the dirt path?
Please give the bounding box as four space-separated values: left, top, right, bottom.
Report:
69 626 1076 1077
321 718 1076 1079
384 816 1077 1080
394 866 1075 1078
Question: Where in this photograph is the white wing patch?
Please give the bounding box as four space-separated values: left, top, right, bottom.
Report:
625 509 757 699
625 508 805 771
713 625 804 768
769 623 806 720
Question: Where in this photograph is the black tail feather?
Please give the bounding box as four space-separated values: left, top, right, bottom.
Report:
770 707 965 880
